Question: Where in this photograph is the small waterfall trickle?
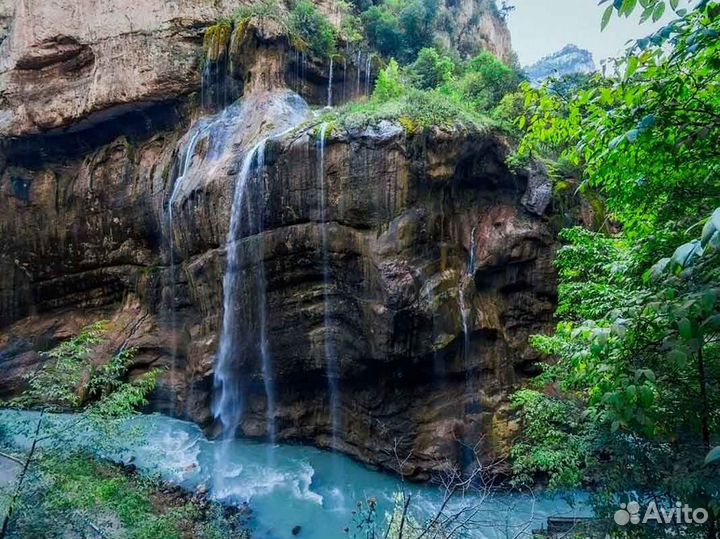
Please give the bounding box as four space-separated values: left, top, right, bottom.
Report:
327 57 334 108
356 51 362 97
468 225 477 276
302 52 307 91
458 285 471 362
254 142 276 447
458 228 477 364
165 126 207 415
317 123 341 449
365 55 372 96
342 58 347 104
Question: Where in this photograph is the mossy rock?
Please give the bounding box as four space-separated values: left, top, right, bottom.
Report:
203 20 232 63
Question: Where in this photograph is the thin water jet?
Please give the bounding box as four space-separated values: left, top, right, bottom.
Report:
254 142 276 447
165 126 208 415
317 123 341 449
327 57 334 108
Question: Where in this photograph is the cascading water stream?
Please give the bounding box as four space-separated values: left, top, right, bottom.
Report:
213 140 266 445
254 142 277 448
165 127 208 414
327 57 334 108
342 58 347 104
356 51 362 96
211 93 310 479
458 227 478 364
365 55 372 96
457 282 471 363
468 225 477 276
317 123 341 450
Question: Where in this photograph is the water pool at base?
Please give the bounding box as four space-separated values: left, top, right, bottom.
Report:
0 410 590 539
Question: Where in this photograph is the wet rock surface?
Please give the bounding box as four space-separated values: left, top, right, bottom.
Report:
0 0 547 478
0 101 556 476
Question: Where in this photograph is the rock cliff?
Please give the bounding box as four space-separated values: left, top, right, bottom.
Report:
0 0 552 478
524 44 596 85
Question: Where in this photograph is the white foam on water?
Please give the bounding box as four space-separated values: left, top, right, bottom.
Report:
0 410 591 539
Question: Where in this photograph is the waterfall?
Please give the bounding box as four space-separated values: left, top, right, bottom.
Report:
342 58 347 104
213 140 267 443
365 55 372 96
468 225 477 276
317 123 341 449
327 57 334 108
302 52 307 91
165 127 207 414
356 51 362 97
458 284 471 362
254 143 276 447
458 228 477 364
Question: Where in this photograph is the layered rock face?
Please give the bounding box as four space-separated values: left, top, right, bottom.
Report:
436 0 514 63
0 0 551 478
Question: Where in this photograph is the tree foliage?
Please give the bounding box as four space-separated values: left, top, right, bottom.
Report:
290 0 338 58
361 0 439 62
509 3 720 536
1 323 164 538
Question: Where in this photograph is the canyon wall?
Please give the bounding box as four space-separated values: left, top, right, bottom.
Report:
0 0 553 478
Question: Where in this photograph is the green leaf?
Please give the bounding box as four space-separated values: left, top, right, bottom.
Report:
668 349 687 364
626 128 640 143
652 2 665 21
706 231 720 253
602 4 614 30
670 240 703 271
678 318 693 340
701 315 720 334
705 447 720 466
626 56 640 78
638 386 654 407
621 0 638 16
700 208 720 246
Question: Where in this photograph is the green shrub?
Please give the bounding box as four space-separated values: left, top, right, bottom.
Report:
361 0 440 62
234 0 283 21
290 0 337 58
373 59 405 101
322 87 491 132
397 0 439 57
409 47 454 89
459 51 520 108
337 0 365 44
362 5 403 57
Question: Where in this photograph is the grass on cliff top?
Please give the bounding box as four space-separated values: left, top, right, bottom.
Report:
319 88 495 134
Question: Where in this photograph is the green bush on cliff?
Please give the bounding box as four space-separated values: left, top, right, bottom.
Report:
322 86 490 132
324 45 521 133
373 58 405 101
361 0 439 62
290 0 337 58
408 47 454 89
234 0 283 22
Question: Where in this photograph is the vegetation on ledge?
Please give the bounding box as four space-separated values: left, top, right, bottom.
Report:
317 47 523 133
